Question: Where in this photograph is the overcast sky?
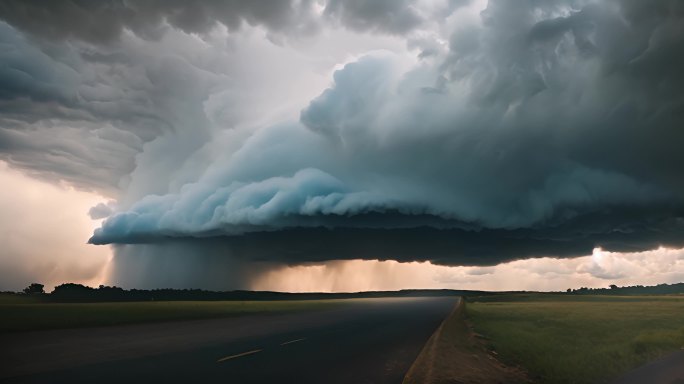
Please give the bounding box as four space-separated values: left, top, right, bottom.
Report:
1 0 683 292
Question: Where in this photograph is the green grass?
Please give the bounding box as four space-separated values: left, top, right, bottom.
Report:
466 295 684 384
0 297 347 333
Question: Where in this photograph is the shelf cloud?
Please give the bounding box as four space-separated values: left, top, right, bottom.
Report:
91 1 684 265
1 0 683 288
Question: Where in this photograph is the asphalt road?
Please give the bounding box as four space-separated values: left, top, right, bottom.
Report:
0 297 456 384
611 350 684 384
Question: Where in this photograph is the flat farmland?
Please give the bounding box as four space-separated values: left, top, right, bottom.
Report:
466 295 684 384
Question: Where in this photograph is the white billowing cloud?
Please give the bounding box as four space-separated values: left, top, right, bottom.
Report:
0 161 110 291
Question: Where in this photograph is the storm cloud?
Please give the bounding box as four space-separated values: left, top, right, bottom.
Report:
2 0 684 278
92 0 684 264
0 0 321 44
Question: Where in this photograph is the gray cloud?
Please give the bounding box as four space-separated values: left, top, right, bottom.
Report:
323 0 424 35
88 201 116 220
0 0 454 47
323 0 472 35
89 0 684 267
0 19 234 194
0 0 320 44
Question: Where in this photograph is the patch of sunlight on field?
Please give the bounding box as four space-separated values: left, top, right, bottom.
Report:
466 295 684 384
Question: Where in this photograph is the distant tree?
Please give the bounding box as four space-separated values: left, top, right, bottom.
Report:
609 284 618 290
51 283 95 301
566 288 572 293
23 283 45 295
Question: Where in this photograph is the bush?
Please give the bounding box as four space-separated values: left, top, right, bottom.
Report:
22 283 45 295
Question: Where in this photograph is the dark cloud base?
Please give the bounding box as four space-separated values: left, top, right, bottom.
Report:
91 207 684 266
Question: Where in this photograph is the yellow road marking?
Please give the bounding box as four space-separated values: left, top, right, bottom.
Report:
216 349 262 362
280 338 306 346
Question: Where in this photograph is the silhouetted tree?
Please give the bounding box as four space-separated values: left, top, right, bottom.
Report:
23 283 44 295
51 283 95 301
609 284 618 290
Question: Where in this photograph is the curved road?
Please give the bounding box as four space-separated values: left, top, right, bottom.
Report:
1 297 456 384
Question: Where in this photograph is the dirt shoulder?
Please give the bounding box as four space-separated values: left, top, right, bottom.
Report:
402 297 530 384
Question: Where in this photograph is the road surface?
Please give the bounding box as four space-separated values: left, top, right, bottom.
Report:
0 297 456 384
611 350 684 384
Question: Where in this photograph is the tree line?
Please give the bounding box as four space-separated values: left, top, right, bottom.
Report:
12 283 484 302
565 282 684 295
10 281 684 303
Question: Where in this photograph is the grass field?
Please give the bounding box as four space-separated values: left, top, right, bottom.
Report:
0 295 345 333
466 294 684 384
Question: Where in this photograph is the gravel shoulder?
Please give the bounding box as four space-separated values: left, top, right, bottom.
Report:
403 298 530 384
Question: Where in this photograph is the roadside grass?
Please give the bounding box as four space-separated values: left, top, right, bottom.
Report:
466 295 684 384
0 298 346 333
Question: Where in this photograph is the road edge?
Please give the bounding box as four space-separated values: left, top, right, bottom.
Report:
402 297 530 384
